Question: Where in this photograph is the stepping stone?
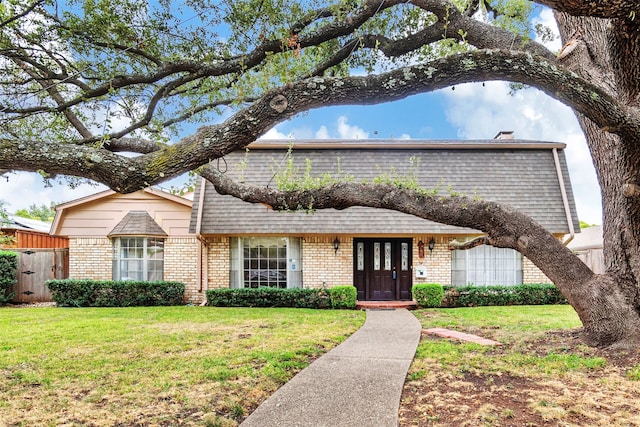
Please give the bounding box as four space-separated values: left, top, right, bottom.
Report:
422 328 502 346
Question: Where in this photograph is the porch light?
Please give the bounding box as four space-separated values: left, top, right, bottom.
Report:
428 237 435 254
333 237 340 254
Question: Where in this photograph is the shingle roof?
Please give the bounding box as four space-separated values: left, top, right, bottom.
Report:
190 139 580 235
108 211 168 237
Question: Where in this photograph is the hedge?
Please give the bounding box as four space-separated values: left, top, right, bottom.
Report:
412 283 444 308
441 283 567 307
329 285 357 309
46 279 185 307
206 287 332 308
0 250 17 305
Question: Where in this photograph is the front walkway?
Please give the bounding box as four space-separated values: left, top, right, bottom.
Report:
240 309 422 427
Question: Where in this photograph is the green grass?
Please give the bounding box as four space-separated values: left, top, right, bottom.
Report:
401 305 640 426
412 305 602 376
0 306 364 426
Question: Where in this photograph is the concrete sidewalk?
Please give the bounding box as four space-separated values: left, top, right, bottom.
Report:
240 308 422 427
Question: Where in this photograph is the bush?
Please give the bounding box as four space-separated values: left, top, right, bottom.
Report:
442 283 567 307
329 285 357 309
206 287 331 309
46 279 185 307
0 250 17 305
412 283 444 308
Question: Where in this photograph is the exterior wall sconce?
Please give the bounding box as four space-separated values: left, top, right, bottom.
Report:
428 237 435 254
417 240 425 258
333 237 340 254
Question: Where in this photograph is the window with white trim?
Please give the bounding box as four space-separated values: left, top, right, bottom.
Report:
230 237 302 289
112 237 164 281
451 245 522 286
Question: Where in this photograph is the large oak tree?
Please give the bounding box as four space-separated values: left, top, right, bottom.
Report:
1 0 639 347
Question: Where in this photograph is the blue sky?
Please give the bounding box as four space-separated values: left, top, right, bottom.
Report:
0 7 602 225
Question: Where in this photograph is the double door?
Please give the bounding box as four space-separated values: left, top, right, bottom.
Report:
353 238 412 301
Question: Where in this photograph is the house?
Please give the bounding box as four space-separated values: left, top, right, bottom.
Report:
568 225 604 274
1 214 68 249
50 188 201 301
51 135 580 304
189 135 580 302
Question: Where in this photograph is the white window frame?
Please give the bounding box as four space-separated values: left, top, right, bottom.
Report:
451 244 522 286
230 237 302 289
112 237 164 281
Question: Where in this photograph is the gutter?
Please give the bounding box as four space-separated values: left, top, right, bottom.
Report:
195 177 208 305
552 148 575 245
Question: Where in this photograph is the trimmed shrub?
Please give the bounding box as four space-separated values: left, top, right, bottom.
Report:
329 285 357 309
412 283 444 308
442 283 567 307
0 250 17 305
46 279 185 307
206 287 331 309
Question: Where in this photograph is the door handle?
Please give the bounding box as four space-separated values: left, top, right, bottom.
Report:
392 270 397 280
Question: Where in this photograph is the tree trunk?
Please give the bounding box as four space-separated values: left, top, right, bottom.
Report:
553 13 640 347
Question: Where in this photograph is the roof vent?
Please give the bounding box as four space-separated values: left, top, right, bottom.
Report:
494 131 515 140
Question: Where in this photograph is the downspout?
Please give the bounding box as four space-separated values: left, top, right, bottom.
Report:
195 177 208 305
552 148 575 246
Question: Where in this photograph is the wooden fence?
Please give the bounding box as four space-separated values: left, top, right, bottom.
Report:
11 248 69 303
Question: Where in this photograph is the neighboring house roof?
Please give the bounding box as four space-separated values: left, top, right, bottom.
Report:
2 214 52 233
108 211 168 237
568 225 603 251
190 139 581 236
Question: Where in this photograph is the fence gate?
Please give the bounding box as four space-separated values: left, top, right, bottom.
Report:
13 248 69 303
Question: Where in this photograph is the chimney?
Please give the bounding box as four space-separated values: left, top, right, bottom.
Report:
494 131 514 140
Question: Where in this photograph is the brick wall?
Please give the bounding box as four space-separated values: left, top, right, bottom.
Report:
69 238 112 279
412 236 451 285
164 237 200 303
196 234 553 294
522 257 552 283
70 236 203 303
205 237 230 290
302 236 353 288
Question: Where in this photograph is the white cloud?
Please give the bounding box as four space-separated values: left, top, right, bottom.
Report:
0 172 106 214
260 127 290 139
262 116 372 141
532 7 562 52
443 81 602 224
315 125 330 139
336 116 368 139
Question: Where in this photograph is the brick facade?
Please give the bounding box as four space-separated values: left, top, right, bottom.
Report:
200 235 553 294
164 237 200 302
64 234 552 304
205 237 230 291
301 236 353 288
69 238 112 280
69 236 202 304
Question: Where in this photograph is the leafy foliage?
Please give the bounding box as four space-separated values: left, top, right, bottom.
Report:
206 287 332 308
412 283 444 308
0 250 17 304
46 279 185 307
329 285 357 309
14 203 55 222
442 283 567 307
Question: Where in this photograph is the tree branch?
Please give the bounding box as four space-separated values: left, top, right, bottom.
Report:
2 49 638 192
448 236 490 250
535 0 639 19
201 166 595 289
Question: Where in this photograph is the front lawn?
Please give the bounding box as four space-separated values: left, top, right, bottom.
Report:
400 305 640 426
0 306 364 426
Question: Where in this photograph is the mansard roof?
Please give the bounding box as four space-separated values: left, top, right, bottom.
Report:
190 139 580 236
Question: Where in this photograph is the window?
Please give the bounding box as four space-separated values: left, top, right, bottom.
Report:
230 237 302 289
113 237 164 281
451 245 522 286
